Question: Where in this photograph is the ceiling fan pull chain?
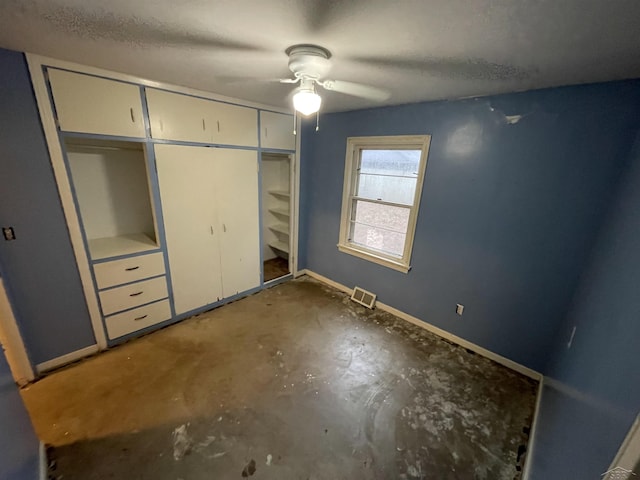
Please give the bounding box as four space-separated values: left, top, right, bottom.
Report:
293 109 297 136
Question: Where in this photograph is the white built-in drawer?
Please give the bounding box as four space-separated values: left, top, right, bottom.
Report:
99 276 168 316
105 299 171 340
94 252 165 289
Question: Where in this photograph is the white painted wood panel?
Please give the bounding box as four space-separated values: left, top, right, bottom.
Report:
155 144 223 314
48 69 145 137
260 111 295 150
146 88 212 143
99 276 168 316
66 143 155 242
104 299 171 340
88 233 158 261
210 101 258 147
215 149 261 297
93 252 166 290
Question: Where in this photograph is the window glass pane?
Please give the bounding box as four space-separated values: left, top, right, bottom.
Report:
357 174 417 205
360 149 421 176
349 200 409 257
356 149 421 205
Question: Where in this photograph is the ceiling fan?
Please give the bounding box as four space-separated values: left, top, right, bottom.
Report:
280 44 390 116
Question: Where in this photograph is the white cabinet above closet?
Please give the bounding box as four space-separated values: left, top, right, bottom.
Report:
210 101 258 147
48 69 145 138
145 88 211 144
146 88 258 147
260 111 295 150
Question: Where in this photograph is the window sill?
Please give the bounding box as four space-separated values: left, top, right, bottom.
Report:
337 243 410 273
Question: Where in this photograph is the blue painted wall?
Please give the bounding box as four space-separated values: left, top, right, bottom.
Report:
0 350 40 479
529 130 640 478
0 48 95 365
299 81 640 372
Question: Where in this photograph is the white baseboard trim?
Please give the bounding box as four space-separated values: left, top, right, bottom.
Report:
301 269 542 381
36 344 99 374
39 442 47 480
522 378 544 479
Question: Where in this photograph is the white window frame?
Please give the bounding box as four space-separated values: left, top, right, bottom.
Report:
337 135 431 273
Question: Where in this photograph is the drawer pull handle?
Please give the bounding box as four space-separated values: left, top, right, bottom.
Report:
125 266 140 271
134 315 148 321
130 107 135 123
217 120 220 132
129 291 144 297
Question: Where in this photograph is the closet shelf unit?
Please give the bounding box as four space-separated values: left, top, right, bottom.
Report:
63 138 160 261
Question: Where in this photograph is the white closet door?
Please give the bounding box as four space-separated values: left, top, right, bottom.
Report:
155 144 223 314
48 69 145 138
214 149 261 297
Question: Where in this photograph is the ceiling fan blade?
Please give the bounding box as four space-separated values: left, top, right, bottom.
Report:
321 80 390 101
350 56 533 81
40 4 266 51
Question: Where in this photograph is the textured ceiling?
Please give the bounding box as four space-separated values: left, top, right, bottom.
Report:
1 0 639 112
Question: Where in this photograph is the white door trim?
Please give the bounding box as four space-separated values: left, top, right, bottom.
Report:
605 413 640 478
292 115 302 276
0 278 34 385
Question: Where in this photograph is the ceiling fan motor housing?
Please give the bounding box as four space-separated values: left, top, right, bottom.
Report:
286 44 332 80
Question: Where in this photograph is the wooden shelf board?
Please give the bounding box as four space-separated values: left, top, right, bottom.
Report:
89 233 158 260
268 190 290 198
268 208 290 217
268 241 290 253
268 223 290 235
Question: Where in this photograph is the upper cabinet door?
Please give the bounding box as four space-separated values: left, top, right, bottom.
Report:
260 111 295 150
146 89 211 144
209 102 258 147
48 69 145 138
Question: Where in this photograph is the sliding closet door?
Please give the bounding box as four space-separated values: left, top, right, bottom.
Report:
155 144 223 314
214 149 261 297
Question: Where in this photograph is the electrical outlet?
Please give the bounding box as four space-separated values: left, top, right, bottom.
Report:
2 227 15 241
456 304 464 316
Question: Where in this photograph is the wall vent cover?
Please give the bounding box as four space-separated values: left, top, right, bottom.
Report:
351 286 377 309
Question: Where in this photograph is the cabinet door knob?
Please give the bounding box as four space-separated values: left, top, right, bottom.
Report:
130 107 135 123
129 291 144 297
125 266 140 271
134 314 148 321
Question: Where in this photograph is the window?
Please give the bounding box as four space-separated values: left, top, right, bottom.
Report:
338 135 431 273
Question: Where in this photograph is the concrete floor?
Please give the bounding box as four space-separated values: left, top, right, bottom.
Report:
22 277 537 479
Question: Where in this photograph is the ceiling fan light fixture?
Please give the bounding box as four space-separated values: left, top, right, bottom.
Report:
293 89 322 116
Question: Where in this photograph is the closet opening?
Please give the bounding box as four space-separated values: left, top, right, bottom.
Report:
64 138 159 260
261 153 292 282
